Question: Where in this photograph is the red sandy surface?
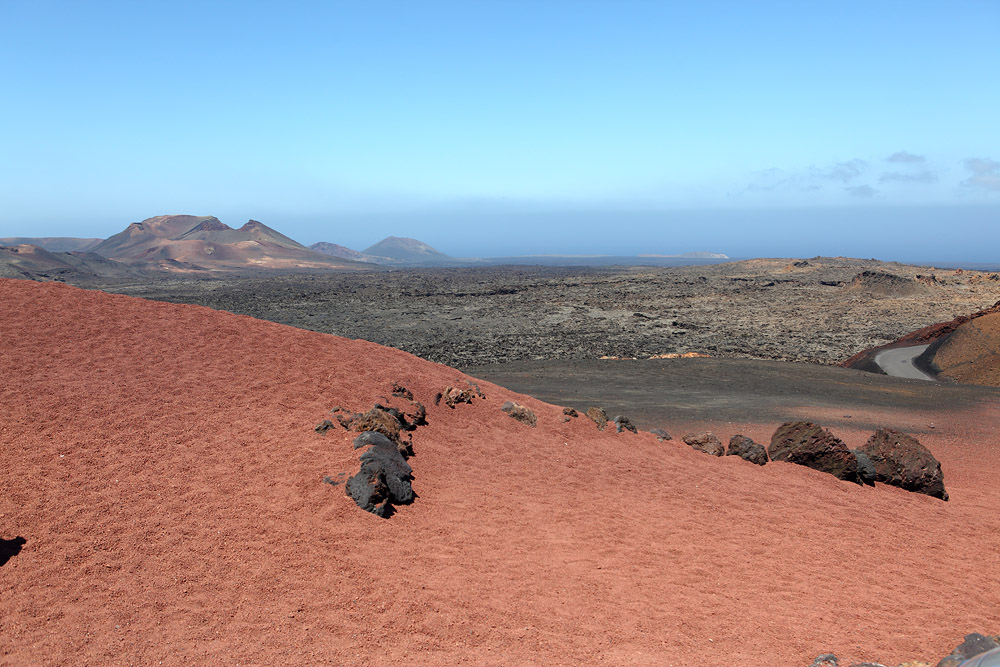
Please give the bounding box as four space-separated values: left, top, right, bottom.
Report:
2 278 999 666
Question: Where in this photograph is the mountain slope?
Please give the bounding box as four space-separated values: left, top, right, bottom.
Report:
2 278 999 665
177 219 309 249
309 242 382 263
0 244 138 280
0 237 102 252
362 236 451 263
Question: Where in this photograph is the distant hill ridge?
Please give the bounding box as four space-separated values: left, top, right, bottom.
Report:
0 237 103 252
362 236 451 262
87 214 366 273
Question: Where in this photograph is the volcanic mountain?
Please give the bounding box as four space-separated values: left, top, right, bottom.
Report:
92 215 367 272
309 242 382 264
361 236 452 264
3 277 1000 665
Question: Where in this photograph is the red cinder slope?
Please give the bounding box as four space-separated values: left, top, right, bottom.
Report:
2 278 1000 666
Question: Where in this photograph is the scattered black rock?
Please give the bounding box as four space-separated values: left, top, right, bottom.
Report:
768 421 860 484
585 407 609 431
433 392 442 406
314 419 335 434
935 633 1000 667
345 431 414 517
809 655 838 667
649 428 672 442
501 400 537 427
406 401 428 428
861 427 948 500
682 432 724 456
331 406 357 429
727 434 768 465
613 415 637 433
850 448 876 486
391 382 413 400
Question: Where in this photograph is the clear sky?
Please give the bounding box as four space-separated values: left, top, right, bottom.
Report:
1 1 998 261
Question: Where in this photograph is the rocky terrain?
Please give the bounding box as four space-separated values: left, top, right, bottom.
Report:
91 257 1000 368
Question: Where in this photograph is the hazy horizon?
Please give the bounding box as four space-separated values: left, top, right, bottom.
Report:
2 2 997 264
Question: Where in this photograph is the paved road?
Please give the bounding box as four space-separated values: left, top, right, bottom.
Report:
874 344 934 381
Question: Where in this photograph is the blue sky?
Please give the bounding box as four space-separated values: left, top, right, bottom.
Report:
1 1 998 261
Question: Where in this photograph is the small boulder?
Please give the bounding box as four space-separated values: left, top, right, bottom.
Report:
345 431 414 518
391 383 413 400
649 428 672 442
810 654 838 667
563 407 578 417
585 407 609 431
331 406 358 429
352 405 402 441
501 400 537 427
851 449 877 486
613 416 637 433
861 428 948 500
682 432 724 456
727 434 768 465
442 386 474 408
935 633 1000 667
314 419 335 434
768 421 860 484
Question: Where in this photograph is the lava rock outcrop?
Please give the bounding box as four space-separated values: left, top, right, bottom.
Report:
860 427 948 500
769 421 860 483
682 432 724 456
727 434 768 465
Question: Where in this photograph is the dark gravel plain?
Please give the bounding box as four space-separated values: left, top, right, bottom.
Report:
90 257 1000 368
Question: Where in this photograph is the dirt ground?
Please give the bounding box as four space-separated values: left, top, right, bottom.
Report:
3 278 1000 666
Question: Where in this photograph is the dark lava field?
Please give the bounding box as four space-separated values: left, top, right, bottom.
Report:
91 257 1000 368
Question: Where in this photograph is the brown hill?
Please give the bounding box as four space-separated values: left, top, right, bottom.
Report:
0 244 138 280
927 311 1000 386
92 214 366 272
0 237 102 252
3 278 1000 665
843 270 930 297
176 219 309 249
362 236 452 264
309 241 383 263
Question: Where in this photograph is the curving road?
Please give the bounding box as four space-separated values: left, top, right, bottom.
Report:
874 344 935 381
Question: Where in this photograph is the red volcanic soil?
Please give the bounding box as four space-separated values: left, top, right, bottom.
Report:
3 278 1000 666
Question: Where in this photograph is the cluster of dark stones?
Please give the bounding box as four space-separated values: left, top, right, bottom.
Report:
681 432 769 464
676 421 946 500
317 386 428 518
808 631 999 667
581 406 639 433
772 421 947 500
